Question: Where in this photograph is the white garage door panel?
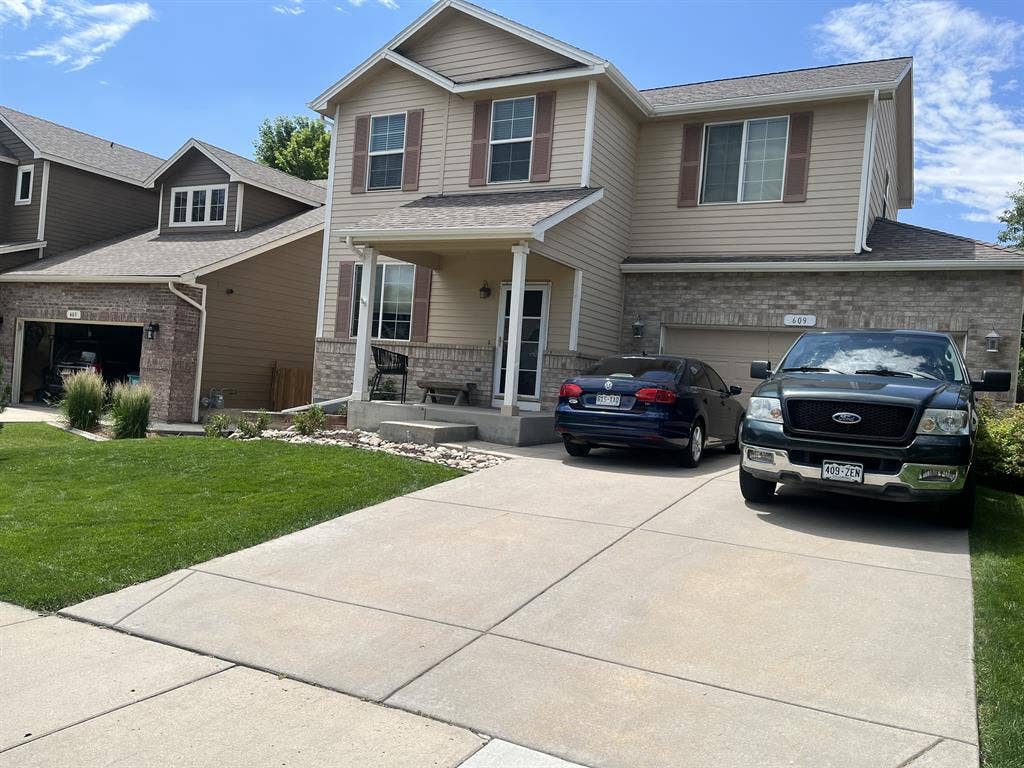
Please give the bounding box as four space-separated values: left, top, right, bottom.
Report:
662 327 805 404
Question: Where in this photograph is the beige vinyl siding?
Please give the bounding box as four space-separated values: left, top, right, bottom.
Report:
868 98 898 225
200 232 322 409
630 98 868 256
397 8 579 83
43 163 157 256
240 183 311 230
1 122 41 243
157 149 237 234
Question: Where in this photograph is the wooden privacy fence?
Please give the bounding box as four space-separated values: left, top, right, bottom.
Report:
270 364 313 411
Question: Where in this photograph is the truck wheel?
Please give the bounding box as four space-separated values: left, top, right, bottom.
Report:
940 472 976 528
562 438 591 458
677 421 705 468
725 416 744 455
739 466 776 503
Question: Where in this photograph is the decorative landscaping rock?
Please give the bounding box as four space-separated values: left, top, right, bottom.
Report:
246 428 505 472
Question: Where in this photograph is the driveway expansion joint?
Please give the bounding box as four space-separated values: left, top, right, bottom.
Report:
109 569 197 627
893 737 945 767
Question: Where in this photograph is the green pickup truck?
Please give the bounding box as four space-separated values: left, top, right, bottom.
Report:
739 329 1011 527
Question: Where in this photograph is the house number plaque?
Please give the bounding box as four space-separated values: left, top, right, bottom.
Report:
783 314 816 327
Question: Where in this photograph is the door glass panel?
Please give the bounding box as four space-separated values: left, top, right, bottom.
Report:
496 288 544 398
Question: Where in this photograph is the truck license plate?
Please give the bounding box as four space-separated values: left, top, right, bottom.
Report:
822 461 864 483
594 394 620 407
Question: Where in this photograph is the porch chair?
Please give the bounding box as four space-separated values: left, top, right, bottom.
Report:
370 346 409 403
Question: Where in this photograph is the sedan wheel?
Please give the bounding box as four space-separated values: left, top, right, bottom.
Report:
678 422 704 468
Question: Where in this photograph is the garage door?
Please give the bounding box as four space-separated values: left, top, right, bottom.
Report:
662 327 806 404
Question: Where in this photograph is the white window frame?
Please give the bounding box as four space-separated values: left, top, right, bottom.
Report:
168 184 229 228
14 165 33 205
698 115 790 206
366 111 407 192
350 262 416 341
487 95 536 185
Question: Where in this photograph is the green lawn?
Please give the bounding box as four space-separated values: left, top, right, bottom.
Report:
0 423 460 611
972 486 1024 767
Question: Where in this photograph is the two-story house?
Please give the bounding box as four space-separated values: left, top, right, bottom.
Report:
0 109 326 422
309 0 1024 444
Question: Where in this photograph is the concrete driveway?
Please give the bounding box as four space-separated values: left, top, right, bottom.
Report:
8 444 978 767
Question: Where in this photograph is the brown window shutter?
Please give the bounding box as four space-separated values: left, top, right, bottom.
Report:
469 100 492 187
783 112 813 203
676 123 703 208
410 266 432 343
402 109 424 192
334 261 355 337
350 114 370 194
530 91 556 183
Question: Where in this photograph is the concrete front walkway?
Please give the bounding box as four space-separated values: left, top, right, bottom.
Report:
6 446 978 767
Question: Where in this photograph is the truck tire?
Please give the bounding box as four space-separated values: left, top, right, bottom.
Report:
739 466 776 503
940 472 976 528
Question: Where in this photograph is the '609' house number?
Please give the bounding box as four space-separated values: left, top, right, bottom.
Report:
783 314 817 327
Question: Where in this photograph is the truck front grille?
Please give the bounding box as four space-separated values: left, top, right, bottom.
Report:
785 399 915 443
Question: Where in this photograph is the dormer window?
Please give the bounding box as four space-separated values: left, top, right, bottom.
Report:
169 185 228 227
700 116 789 204
367 113 406 191
489 96 534 183
15 165 33 205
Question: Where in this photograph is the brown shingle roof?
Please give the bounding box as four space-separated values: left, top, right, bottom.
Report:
193 140 325 205
0 105 163 184
642 58 911 108
0 208 324 280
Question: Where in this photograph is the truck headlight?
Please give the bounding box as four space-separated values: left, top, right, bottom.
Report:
748 397 784 424
916 408 969 436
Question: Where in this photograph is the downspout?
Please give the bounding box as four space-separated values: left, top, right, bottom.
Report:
168 281 208 424
859 90 880 253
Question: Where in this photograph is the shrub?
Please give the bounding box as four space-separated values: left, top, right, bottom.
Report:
204 412 232 438
236 410 271 439
975 399 1024 485
109 382 153 439
292 404 326 435
0 359 10 433
60 371 105 431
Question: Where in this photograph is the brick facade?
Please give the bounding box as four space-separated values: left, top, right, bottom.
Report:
0 282 202 421
620 270 1024 401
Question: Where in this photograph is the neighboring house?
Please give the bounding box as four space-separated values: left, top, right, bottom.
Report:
0 114 325 422
308 0 1024 443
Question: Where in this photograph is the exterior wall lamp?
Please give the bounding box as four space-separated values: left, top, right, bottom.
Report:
144 322 160 340
985 328 1001 353
632 314 645 338
479 281 492 300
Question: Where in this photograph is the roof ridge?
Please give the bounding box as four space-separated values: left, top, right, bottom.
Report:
194 138 325 195
0 105 162 162
639 56 912 94
874 217 1024 256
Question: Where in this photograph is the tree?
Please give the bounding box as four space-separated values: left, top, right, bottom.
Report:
253 115 330 180
996 181 1024 250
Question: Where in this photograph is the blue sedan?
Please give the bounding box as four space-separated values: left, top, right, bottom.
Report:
554 355 745 466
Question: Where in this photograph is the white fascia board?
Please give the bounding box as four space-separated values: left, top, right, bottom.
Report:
0 272 180 283
620 259 1024 273
603 63 654 117
453 65 604 95
338 226 534 244
184 223 325 280
0 240 46 255
532 188 604 241
0 115 40 157
649 80 900 118
0 155 19 165
383 51 456 91
35 153 149 187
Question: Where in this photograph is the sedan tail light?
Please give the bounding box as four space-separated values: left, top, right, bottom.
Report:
635 387 677 404
559 382 583 398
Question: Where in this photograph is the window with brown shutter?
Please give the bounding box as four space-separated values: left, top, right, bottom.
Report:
469 100 492 186
783 111 813 203
410 266 432 343
530 91 556 183
677 123 703 208
335 261 355 337
350 115 370 194
402 109 424 192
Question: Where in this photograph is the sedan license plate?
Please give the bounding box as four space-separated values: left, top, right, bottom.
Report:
594 393 620 407
822 461 864 484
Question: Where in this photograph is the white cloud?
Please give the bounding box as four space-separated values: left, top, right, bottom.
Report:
2 0 152 70
346 0 398 9
818 0 1024 223
272 0 303 15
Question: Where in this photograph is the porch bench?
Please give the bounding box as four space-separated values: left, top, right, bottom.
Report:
417 380 476 406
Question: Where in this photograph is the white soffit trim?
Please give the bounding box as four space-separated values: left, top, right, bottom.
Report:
339 226 535 243
620 259 1024 273
0 241 46 255
184 222 325 280
532 188 604 240
0 154 18 165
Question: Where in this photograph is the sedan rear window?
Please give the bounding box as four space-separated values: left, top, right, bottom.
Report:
585 357 680 382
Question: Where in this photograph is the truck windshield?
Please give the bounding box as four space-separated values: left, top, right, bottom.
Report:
780 333 964 382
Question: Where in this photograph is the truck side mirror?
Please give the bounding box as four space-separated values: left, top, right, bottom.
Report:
729 385 743 396
750 361 771 380
972 369 1011 392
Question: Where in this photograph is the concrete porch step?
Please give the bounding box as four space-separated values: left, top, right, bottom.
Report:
379 420 478 446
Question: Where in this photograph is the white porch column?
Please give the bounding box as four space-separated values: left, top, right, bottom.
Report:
351 246 378 401
502 242 529 416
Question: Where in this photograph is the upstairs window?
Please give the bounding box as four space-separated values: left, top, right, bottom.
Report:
15 165 33 205
700 116 789 204
169 185 228 227
367 113 406 190
351 263 415 340
489 96 534 183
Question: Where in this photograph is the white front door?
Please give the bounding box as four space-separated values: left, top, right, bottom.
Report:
493 283 549 409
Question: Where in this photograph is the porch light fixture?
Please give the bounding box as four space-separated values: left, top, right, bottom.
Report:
632 314 645 338
144 322 160 340
985 328 1001 353
479 281 492 300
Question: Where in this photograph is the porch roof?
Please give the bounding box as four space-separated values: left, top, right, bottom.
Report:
337 187 603 245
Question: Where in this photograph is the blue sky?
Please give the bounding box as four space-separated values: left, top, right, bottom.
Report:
1 0 1022 243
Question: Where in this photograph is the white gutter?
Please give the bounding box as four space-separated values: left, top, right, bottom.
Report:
620 259 1024 274
0 273 175 283
339 226 535 244
853 91 878 253
167 281 208 424
860 90 880 252
315 104 341 338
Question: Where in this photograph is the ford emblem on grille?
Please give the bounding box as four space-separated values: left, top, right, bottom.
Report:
604 380 614 390
832 411 862 425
